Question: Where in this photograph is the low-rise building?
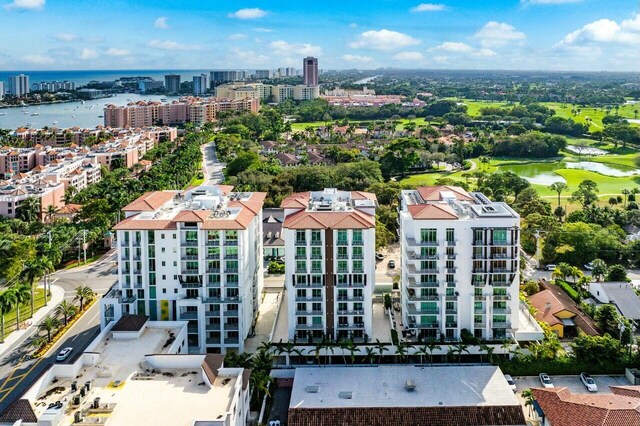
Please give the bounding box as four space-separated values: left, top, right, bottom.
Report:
263 208 285 260
288 365 525 426
589 281 640 324
0 315 250 426
0 177 64 219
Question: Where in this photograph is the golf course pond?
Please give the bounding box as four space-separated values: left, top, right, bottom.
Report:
496 161 639 185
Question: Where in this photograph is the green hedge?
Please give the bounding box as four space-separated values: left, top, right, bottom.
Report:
555 280 581 302
499 357 627 376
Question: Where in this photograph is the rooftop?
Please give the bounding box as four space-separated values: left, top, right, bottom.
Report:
26 323 244 426
591 282 640 320
400 186 518 221
289 365 520 409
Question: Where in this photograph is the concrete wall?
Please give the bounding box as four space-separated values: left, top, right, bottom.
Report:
144 354 205 370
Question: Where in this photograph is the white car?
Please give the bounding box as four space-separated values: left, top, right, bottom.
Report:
56 347 73 362
504 374 517 393
584 263 594 271
544 264 557 271
580 372 598 392
539 373 554 388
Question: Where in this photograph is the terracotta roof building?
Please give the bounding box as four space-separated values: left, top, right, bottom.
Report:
282 188 377 342
288 366 526 426
398 186 521 342
533 387 640 426
102 184 266 354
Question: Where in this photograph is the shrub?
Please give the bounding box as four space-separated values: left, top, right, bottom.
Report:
555 280 581 302
606 264 628 282
384 294 392 310
267 262 285 274
391 329 399 345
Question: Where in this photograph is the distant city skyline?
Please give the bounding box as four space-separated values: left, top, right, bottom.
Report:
0 1 638 71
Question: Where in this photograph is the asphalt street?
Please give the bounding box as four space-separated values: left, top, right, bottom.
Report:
0 251 117 414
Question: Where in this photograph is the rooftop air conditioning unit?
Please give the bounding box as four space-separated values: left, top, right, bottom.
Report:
305 385 319 393
405 379 416 392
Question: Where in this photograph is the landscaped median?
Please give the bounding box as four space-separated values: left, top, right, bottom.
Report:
31 297 96 359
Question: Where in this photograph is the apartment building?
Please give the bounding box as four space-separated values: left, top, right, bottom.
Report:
0 148 37 175
282 188 377 342
303 56 318 86
0 177 64 219
398 186 520 341
104 98 259 128
214 82 320 103
103 185 266 354
0 81 4 100
193 74 209 95
8 74 29 97
164 74 181 94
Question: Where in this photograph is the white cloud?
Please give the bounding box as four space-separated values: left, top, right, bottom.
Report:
410 3 447 12
148 40 203 51
342 54 374 63
474 22 526 47
393 51 424 61
228 33 248 41
349 29 420 51
79 48 98 60
4 0 44 10
228 47 269 65
433 41 474 53
154 17 169 29
228 8 268 19
54 32 77 41
253 27 274 33
521 0 582 4
558 13 640 46
269 40 322 56
430 41 496 57
433 56 449 64
105 47 130 56
349 23 358 28
22 54 54 64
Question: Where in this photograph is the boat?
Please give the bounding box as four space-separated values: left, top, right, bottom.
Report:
31 112 40 116
0 113 6 116
98 115 103 118
52 121 58 124
72 115 75 118
160 98 167 102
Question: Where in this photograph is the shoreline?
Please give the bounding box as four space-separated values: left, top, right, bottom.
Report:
0 95 114 110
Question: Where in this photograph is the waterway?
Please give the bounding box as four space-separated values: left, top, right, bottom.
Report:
0 93 173 130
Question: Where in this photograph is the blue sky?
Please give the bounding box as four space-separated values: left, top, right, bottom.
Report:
0 0 638 71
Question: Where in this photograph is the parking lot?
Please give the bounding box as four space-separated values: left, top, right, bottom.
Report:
514 374 629 400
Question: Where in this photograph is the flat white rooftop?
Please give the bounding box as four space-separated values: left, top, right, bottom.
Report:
289 365 519 409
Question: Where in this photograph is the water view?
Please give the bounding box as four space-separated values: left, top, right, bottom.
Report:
498 160 640 185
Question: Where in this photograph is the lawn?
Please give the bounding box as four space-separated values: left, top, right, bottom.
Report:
1 288 46 337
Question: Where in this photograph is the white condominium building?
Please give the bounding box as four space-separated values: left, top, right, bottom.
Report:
282 189 377 343
399 186 520 341
102 185 265 354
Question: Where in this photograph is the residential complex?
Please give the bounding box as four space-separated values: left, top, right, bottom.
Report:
103 97 260 128
8 74 30 97
102 185 266 354
0 81 4 100
0 316 250 426
11 126 177 148
398 185 521 341
322 94 427 108
215 82 320 102
164 74 181 94
281 188 377 342
31 80 76 92
210 70 249 86
138 79 164 93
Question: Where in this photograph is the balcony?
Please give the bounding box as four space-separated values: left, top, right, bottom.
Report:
446 267 457 273
445 322 458 328
409 252 438 260
296 323 324 330
205 253 219 260
311 253 323 260
206 268 221 274
205 323 220 331
493 295 511 301
225 337 240 344
492 240 509 246
120 294 137 304
492 307 512 315
181 255 199 261
337 323 365 329
445 295 458 301
206 337 221 345
337 254 349 260
206 239 220 246
224 310 239 317
493 321 511 329
474 295 486 301
206 281 221 288
406 264 438 274
224 268 239 274
310 268 323 274
406 237 439 247
336 282 365 288
310 239 322 246
225 240 239 246
337 296 364 302
180 312 198 320
407 307 439 315
205 310 221 317
295 254 308 260
337 309 365 315
473 240 486 246
336 239 348 246
445 309 457 315
132 241 141 247
491 253 514 259
352 253 364 260
472 268 487 274
223 323 239 331
409 321 440 329
490 268 515 273
407 277 439 288
446 254 456 260
295 239 307 246
491 281 511 287
296 296 324 302
182 240 199 247
407 295 439 302
474 307 486 314
352 239 364 246
446 240 456 246
295 309 323 315
201 296 222 303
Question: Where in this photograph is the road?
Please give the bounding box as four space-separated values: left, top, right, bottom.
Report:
201 140 224 185
0 251 117 414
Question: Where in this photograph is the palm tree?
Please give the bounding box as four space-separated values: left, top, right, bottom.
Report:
479 344 491 364
455 343 470 364
363 347 377 366
425 341 439 366
290 348 304 367
20 259 47 318
548 182 568 207
44 205 59 223
344 339 358 365
522 389 535 418
374 339 389 365
30 336 47 351
40 257 54 305
276 341 295 367
312 342 324 366
622 189 630 206
15 196 41 223
12 284 31 330
55 300 77 326
0 290 17 342
39 315 61 342
74 286 95 311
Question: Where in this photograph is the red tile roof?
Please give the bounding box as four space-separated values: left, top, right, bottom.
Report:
417 185 474 202
122 191 179 211
283 209 375 229
281 192 311 209
611 386 640 398
408 203 458 220
113 215 176 230
533 387 640 426
529 289 574 328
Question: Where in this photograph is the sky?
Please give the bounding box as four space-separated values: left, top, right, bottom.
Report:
0 0 638 72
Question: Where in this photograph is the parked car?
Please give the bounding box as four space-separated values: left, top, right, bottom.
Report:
539 373 554 388
544 264 557 271
580 372 598 392
584 262 594 271
375 252 384 261
504 374 517 393
388 260 395 269
269 420 281 426
56 347 73 362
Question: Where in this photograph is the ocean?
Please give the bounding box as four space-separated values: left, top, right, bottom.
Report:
0 69 213 85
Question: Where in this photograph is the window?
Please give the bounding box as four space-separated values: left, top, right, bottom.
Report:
297 317 307 325
207 230 220 242
493 229 507 244
353 289 363 298
311 261 322 273
446 228 455 243
353 274 364 285
225 231 238 243
338 289 347 300
352 230 363 245
446 274 455 286
337 246 348 259
312 317 322 325
352 246 363 259
337 230 348 245
312 302 322 312
225 247 238 259
337 274 348 285
185 230 198 241
311 247 322 259
296 247 306 259
311 230 322 244
296 230 306 244
312 289 322 298
421 247 437 258
474 229 484 244
297 303 307 312
296 289 307 298
353 260 363 273
311 275 322 285
296 261 307 273
420 229 437 244
337 260 348 273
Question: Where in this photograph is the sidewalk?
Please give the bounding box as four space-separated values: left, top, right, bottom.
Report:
0 284 65 359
